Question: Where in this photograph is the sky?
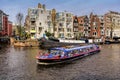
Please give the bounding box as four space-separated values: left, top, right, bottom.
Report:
0 0 120 24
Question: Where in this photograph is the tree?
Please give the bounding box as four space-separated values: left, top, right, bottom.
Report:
45 31 52 37
51 9 56 36
16 13 24 37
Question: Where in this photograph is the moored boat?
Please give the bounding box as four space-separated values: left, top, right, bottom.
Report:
0 45 1 49
36 44 100 65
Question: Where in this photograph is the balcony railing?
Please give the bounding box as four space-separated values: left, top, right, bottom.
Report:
30 30 36 33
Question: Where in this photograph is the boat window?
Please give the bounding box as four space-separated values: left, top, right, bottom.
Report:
69 51 73 54
69 51 73 57
79 49 83 53
87 48 90 51
83 48 86 52
85 48 88 52
39 50 47 55
50 50 60 55
76 50 79 54
74 50 79 54
90 47 93 50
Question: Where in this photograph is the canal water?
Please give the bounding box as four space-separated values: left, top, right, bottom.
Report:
0 44 120 80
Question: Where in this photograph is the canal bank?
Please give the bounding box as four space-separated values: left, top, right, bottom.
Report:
10 37 39 47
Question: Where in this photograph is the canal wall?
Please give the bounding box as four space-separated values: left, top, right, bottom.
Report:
10 37 39 47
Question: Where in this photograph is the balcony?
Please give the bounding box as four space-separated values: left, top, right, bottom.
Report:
84 29 88 31
30 30 36 33
30 18 36 21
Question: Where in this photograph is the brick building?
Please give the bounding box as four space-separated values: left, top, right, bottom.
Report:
89 13 101 38
77 15 89 38
0 10 12 36
77 16 84 36
73 16 79 39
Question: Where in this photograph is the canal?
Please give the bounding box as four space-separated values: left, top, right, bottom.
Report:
0 44 120 80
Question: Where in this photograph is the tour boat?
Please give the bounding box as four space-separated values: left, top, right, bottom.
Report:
36 44 100 65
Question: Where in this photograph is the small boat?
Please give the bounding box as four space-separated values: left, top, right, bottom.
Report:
36 44 100 65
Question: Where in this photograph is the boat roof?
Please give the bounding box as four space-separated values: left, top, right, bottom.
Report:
50 44 95 52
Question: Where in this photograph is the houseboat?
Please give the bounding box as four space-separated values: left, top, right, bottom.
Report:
39 37 103 49
36 44 100 65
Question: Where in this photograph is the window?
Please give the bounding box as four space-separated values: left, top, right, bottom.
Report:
59 23 63 26
31 9 37 14
101 31 104 35
41 10 43 14
31 21 35 25
88 27 91 29
80 24 83 26
74 28 78 32
74 23 78 26
81 20 83 23
113 19 115 22
93 32 97 36
66 14 68 17
67 28 71 32
39 22 41 25
93 22 96 25
95 32 96 35
59 28 64 32
59 33 64 38
67 33 71 37
31 27 35 30
101 23 104 26
47 16 50 19
62 18 65 21
49 11 51 14
95 27 97 29
62 13 64 16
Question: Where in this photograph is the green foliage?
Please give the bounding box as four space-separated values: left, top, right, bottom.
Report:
17 26 29 40
45 31 53 37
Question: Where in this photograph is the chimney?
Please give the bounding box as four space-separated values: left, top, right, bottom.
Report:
38 3 42 8
43 4 46 10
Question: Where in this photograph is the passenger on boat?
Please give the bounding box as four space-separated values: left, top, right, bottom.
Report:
61 52 65 58
38 50 43 56
38 50 49 56
68 51 73 57
54 52 61 58
96 45 99 49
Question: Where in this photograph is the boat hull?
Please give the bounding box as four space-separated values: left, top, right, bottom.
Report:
37 49 100 65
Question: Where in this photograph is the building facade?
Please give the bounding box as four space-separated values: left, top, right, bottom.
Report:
73 16 79 39
78 16 84 36
104 11 120 38
98 15 105 41
55 11 73 39
26 3 53 39
0 10 12 36
89 13 101 38
77 15 89 38
0 10 3 32
83 16 90 37
8 21 12 36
